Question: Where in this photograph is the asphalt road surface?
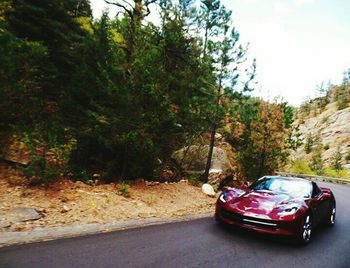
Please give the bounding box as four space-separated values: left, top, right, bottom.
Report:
1 182 349 268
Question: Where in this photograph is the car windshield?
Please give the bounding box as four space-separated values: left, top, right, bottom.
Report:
250 177 312 198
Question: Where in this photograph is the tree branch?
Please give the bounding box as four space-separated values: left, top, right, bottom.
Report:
120 0 134 9
104 0 133 18
145 0 158 5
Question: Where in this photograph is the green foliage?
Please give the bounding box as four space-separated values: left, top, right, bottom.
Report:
304 134 314 154
289 160 315 175
323 144 330 151
334 72 350 110
345 149 350 162
323 168 350 179
188 173 202 186
0 0 295 184
281 102 294 129
332 147 343 171
336 99 349 110
287 125 303 151
6 0 90 80
309 146 324 175
71 166 90 183
118 182 130 198
14 130 75 185
304 133 321 155
21 155 61 185
226 99 292 180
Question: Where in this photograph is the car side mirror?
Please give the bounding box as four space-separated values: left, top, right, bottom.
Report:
311 192 319 198
312 192 324 200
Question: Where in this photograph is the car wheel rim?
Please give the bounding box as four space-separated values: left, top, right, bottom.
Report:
302 216 312 242
330 207 336 225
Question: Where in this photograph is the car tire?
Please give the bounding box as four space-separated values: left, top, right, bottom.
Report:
299 214 312 245
327 204 336 227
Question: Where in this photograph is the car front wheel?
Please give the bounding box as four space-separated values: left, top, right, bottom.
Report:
299 214 312 244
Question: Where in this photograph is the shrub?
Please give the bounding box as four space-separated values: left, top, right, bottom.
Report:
289 160 315 175
118 182 130 198
71 167 90 183
188 173 202 186
337 100 349 110
323 168 350 179
304 134 314 154
309 147 324 175
345 149 350 162
22 155 61 185
323 144 330 151
331 147 343 171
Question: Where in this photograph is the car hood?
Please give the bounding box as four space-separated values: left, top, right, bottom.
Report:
226 189 302 219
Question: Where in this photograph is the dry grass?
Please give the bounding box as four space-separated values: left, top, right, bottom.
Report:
0 170 216 232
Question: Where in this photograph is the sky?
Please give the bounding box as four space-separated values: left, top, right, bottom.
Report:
90 0 350 106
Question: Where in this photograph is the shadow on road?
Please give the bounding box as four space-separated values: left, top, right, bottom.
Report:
210 219 335 248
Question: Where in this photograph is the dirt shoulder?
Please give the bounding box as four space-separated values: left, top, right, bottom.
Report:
0 175 217 232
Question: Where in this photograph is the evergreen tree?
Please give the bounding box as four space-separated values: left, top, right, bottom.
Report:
6 0 90 79
304 134 314 154
310 145 324 175
226 98 291 179
198 0 255 182
0 0 296 183
332 147 343 172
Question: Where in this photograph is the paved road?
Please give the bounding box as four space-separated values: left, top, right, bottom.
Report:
0 182 349 268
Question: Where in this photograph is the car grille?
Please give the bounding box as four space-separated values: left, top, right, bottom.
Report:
220 208 278 230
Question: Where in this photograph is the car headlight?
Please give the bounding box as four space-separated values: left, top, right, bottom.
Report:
277 203 301 216
219 188 245 203
219 191 235 203
219 193 227 203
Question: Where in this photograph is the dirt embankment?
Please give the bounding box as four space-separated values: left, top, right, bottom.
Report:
0 173 216 232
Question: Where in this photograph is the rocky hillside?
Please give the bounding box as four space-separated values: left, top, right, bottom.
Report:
292 83 350 172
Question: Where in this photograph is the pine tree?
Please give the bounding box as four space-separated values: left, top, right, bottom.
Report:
198 0 256 182
310 145 324 175
227 99 291 179
332 147 343 172
6 0 91 82
304 134 314 154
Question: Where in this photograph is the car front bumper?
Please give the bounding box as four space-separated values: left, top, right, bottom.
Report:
215 204 304 237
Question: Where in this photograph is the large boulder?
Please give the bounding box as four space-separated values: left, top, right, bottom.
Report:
171 145 233 186
202 183 216 197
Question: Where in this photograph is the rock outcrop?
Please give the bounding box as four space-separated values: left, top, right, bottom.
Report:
172 145 232 173
171 144 233 186
294 102 350 170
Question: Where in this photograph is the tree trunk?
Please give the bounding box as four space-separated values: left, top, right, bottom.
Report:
202 122 216 183
202 82 222 183
123 0 143 66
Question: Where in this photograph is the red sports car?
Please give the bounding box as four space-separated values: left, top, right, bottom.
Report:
215 176 336 244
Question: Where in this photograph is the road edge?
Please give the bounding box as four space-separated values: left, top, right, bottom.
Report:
0 212 213 248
